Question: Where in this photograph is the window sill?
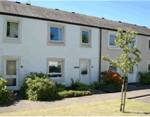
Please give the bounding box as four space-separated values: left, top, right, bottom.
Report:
49 77 64 82
108 46 120 50
80 44 92 48
3 38 21 43
47 41 65 46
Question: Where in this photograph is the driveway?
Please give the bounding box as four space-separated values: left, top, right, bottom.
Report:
0 89 150 113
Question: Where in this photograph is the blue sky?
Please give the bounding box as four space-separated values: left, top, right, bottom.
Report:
9 0 150 28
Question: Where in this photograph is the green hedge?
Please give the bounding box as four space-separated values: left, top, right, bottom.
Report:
58 90 92 98
0 78 14 104
139 72 150 85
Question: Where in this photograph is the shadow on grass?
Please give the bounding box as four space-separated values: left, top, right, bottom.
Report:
124 111 150 115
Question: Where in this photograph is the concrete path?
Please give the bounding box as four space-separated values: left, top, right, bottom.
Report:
0 89 150 113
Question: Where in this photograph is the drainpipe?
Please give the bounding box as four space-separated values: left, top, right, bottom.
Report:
99 28 102 83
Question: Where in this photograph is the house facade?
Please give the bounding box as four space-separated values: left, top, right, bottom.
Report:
0 1 150 90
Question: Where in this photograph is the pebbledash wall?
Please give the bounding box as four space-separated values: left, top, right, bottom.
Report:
101 29 150 83
0 15 100 90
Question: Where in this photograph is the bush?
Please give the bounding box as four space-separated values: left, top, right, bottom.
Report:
54 83 66 92
26 77 56 101
90 82 102 89
0 78 14 104
139 72 150 85
58 90 92 98
69 78 89 91
102 84 121 93
20 72 48 98
103 70 123 86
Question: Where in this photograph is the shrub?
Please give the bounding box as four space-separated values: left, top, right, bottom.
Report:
90 82 102 89
103 70 123 86
0 78 14 104
20 72 48 98
69 78 89 91
54 83 66 92
102 84 121 93
26 77 56 101
139 72 150 85
58 90 92 98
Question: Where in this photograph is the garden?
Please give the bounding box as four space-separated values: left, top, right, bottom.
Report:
0 71 150 104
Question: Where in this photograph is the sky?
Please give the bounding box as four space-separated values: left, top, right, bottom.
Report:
9 0 150 28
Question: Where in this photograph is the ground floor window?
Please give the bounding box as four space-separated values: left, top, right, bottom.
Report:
147 61 150 72
109 63 117 72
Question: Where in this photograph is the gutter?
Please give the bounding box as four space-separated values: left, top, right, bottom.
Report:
99 28 102 83
0 12 150 37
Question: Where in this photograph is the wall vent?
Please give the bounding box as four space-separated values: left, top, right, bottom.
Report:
15 1 21 4
55 9 59 10
118 21 122 23
102 17 105 19
72 12 75 14
26 3 31 5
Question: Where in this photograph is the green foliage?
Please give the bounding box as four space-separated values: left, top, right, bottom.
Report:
20 72 48 98
54 83 66 92
69 78 89 91
139 72 150 85
58 90 92 98
82 35 89 43
90 82 102 89
0 78 14 104
102 84 121 93
102 28 142 77
26 77 55 101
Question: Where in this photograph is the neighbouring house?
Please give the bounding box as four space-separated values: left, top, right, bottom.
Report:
0 1 150 91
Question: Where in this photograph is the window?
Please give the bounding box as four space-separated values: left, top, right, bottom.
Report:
148 38 150 52
81 61 88 75
130 42 134 48
6 21 19 39
109 63 117 72
80 27 91 47
48 61 62 78
109 35 116 46
50 27 63 42
108 32 119 49
82 31 89 44
147 61 150 72
3 17 22 43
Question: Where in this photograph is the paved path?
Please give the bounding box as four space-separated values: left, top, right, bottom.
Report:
0 89 150 113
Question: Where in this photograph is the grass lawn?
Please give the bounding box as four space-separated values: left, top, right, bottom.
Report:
0 99 150 116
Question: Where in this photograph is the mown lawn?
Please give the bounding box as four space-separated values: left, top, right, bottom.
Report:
0 99 150 116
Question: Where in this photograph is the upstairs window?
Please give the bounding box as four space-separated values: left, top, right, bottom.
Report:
82 30 90 44
108 33 119 49
50 27 63 42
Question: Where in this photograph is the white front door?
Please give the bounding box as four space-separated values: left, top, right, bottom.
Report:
80 60 90 85
4 59 19 90
128 66 138 83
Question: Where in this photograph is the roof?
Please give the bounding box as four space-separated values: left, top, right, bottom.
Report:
0 1 150 36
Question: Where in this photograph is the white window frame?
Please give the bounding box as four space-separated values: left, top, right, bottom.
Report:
46 58 65 82
148 38 150 52
80 27 92 48
108 31 120 50
108 62 120 73
130 36 137 48
147 60 150 72
3 16 22 43
47 23 66 46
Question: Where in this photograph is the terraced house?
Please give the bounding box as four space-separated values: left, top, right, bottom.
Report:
0 0 150 91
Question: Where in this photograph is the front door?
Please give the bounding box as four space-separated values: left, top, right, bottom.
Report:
80 60 90 85
128 66 138 83
4 59 19 90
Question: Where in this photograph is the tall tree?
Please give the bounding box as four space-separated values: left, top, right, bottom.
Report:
102 28 142 112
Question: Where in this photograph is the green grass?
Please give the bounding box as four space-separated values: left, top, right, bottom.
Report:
0 99 150 116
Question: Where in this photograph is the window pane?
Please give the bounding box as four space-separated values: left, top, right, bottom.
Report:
49 61 62 73
81 62 88 75
50 27 63 41
149 40 150 51
82 31 89 43
7 22 18 38
109 66 117 72
6 60 16 75
130 42 134 48
6 78 16 86
148 64 150 71
109 35 116 46
48 74 62 77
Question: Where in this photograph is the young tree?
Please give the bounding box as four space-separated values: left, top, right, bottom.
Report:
102 28 142 112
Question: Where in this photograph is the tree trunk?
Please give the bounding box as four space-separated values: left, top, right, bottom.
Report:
123 80 128 112
120 78 125 112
